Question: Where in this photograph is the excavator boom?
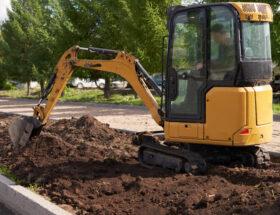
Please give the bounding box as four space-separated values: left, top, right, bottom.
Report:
9 46 163 148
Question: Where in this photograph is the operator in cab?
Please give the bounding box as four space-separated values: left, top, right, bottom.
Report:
173 22 236 115
196 23 235 81
209 23 235 80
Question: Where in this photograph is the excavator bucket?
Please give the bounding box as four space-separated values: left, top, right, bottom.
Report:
9 116 42 149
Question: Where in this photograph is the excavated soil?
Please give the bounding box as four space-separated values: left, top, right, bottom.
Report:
0 113 280 215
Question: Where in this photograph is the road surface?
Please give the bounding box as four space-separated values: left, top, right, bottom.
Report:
0 97 279 155
0 97 161 132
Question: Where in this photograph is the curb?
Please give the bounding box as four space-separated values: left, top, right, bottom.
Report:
0 174 72 215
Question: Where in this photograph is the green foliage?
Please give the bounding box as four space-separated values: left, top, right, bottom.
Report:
0 88 161 106
28 183 41 193
3 81 16 90
0 0 74 89
62 88 145 105
0 0 180 98
0 166 21 184
0 89 39 98
0 31 7 89
61 0 180 74
0 80 6 89
273 103 280 114
61 88 162 105
1 0 279 86
0 72 7 89
0 166 41 192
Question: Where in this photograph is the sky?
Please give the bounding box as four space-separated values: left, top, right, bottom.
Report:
181 0 203 5
0 0 11 21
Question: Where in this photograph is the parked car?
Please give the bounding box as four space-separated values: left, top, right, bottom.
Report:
152 73 165 89
111 80 128 89
10 81 40 89
70 78 105 89
70 78 128 89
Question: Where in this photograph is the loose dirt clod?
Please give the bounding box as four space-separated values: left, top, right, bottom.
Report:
0 113 280 215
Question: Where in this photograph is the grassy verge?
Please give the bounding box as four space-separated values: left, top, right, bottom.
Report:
61 88 162 105
0 166 41 192
0 88 279 113
0 88 161 106
273 103 280 114
0 89 38 99
0 166 21 184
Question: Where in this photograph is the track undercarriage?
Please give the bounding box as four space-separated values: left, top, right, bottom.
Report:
133 132 271 174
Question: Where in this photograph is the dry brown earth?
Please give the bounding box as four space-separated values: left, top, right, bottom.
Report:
0 113 280 215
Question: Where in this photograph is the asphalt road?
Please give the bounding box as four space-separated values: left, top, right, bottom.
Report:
0 97 279 155
0 97 161 132
0 202 16 215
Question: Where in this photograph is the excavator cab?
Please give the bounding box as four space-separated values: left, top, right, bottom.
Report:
139 2 273 171
164 2 273 146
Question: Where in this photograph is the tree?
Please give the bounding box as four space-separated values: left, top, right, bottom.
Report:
61 0 180 98
0 30 7 89
0 0 73 95
94 0 181 73
1 0 182 98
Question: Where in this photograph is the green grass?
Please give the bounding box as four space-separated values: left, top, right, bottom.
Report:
28 183 41 193
0 88 279 113
0 89 38 99
273 103 280 114
0 88 161 106
0 166 41 193
61 88 162 105
0 166 21 184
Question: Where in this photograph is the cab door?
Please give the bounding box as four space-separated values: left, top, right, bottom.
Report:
166 8 207 124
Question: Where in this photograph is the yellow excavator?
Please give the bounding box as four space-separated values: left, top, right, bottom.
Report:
9 2 273 173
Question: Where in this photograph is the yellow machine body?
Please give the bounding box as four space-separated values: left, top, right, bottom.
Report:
164 85 273 147
8 2 274 171
230 2 273 22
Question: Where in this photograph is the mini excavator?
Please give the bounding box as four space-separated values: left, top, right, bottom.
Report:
9 2 274 173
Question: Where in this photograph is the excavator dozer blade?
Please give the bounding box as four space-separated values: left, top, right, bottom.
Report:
8 116 42 149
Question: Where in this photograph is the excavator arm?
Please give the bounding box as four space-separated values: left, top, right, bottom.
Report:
9 46 163 148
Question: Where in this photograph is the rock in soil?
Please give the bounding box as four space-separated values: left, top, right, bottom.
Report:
0 113 280 215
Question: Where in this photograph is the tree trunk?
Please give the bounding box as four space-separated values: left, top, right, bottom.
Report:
104 77 111 99
94 80 103 90
26 81 30 96
133 89 138 99
134 93 138 99
40 80 45 97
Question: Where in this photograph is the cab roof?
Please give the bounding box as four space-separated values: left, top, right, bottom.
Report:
168 2 273 23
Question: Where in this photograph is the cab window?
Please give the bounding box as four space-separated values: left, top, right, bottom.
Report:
169 9 206 117
209 6 236 81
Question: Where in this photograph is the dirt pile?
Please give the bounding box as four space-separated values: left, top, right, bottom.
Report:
0 113 280 215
